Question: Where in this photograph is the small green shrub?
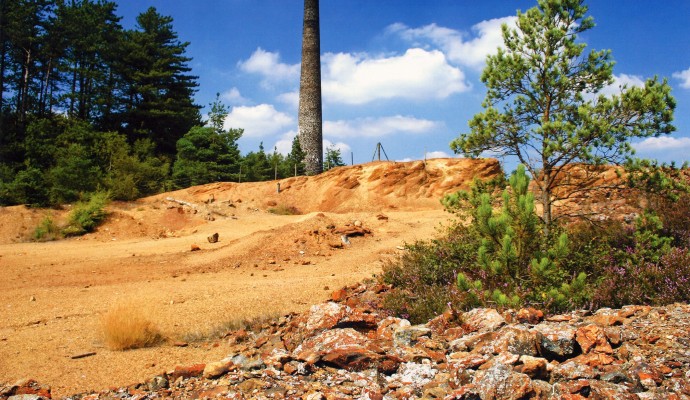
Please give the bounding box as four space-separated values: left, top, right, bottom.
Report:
268 204 301 215
32 216 60 241
62 191 110 236
381 165 593 320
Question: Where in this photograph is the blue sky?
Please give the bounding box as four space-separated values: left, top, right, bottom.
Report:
115 1 690 168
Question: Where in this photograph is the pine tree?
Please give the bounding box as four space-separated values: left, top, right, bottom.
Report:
451 0 675 236
121 7 201 156
286 135 306 176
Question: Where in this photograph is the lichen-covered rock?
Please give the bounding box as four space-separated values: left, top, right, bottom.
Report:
533 323 578 360
14 284 690 400
462 308 506 333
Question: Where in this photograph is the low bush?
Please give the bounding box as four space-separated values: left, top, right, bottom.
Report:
101 302 164 351
268 204 301 215
381 164 690 322
62 191 110 236
32 216 60 241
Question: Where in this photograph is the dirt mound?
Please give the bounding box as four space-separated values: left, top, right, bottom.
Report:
150 157 501 213
0 159 499 396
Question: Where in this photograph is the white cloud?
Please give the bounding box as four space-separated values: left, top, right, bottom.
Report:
277 91 299 109
321 48 469 105
324 115 439 139
397 151 458 162
224 104 294 138
598 74 646 97
238 48 299 86
633 136 690 152
673 67 690 89
273 131 297 155
221 87 248 105
324 139 352 156
425 151 454 159
389 17 516 69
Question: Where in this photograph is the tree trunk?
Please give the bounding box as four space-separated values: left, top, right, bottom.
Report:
297 0 323 175
19 48 31 123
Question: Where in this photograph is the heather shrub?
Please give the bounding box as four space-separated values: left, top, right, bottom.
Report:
381 226 478 323
382 163 690 322
382 165 592 319
592 211 689 307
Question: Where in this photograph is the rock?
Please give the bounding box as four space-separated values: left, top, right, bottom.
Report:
305 302 346 331
292 328 382 370
207 232 219 243
202 359 234 378
462 308 506 333
190 244 201 251
146 375 168 391
171 363 205 380
576 324 613 354
353 220 362 227
514 355 549 379
516 307 544 324
230 354 264 371
4 379 51 399
533 323 578 361
377 317 411 341
388 361 437 389
330 288 347 302
33 285 690 400
551 360 599 381
393 325 431 347
473 362 534 400
489 326 539 356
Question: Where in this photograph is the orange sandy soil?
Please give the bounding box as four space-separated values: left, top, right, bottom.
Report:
0 159 500 397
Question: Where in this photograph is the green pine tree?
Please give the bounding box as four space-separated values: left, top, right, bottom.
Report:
451 0 675 236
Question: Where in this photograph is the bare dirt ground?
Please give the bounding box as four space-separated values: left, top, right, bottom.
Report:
0 159 500 397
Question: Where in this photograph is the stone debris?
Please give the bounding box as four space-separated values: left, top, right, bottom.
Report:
207 232 219 243
3 283 690 399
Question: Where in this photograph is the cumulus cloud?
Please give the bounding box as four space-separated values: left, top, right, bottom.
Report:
598 74 646 97
321 49 469 105
238 48 299 86
324 115 439 138
224 104 294 138
273 131 297 155
389 17 516 69
673 67 690 89
633 136 690 152
323 139 352 156
221 87 249 105
397 151 458 162
425 151 454 159
277 91 299 109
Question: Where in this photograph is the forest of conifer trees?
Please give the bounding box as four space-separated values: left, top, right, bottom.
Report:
0 0 311 207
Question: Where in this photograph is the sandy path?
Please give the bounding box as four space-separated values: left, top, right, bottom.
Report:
0 208 449 396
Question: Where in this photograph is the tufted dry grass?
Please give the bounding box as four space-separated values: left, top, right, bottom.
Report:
101 302 164 351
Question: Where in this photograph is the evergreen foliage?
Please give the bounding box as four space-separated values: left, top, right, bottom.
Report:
171 94 242 187
324 145 345 171
241 142 273 182
382 165 690 323
286 135 306 176
62 191 110 236
451 0 675 235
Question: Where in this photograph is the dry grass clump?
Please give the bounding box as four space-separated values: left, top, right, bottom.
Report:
101 302 164 351
268 204 301 215
182 312 283 343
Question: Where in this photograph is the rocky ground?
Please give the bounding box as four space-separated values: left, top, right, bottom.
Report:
4 281 689 399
